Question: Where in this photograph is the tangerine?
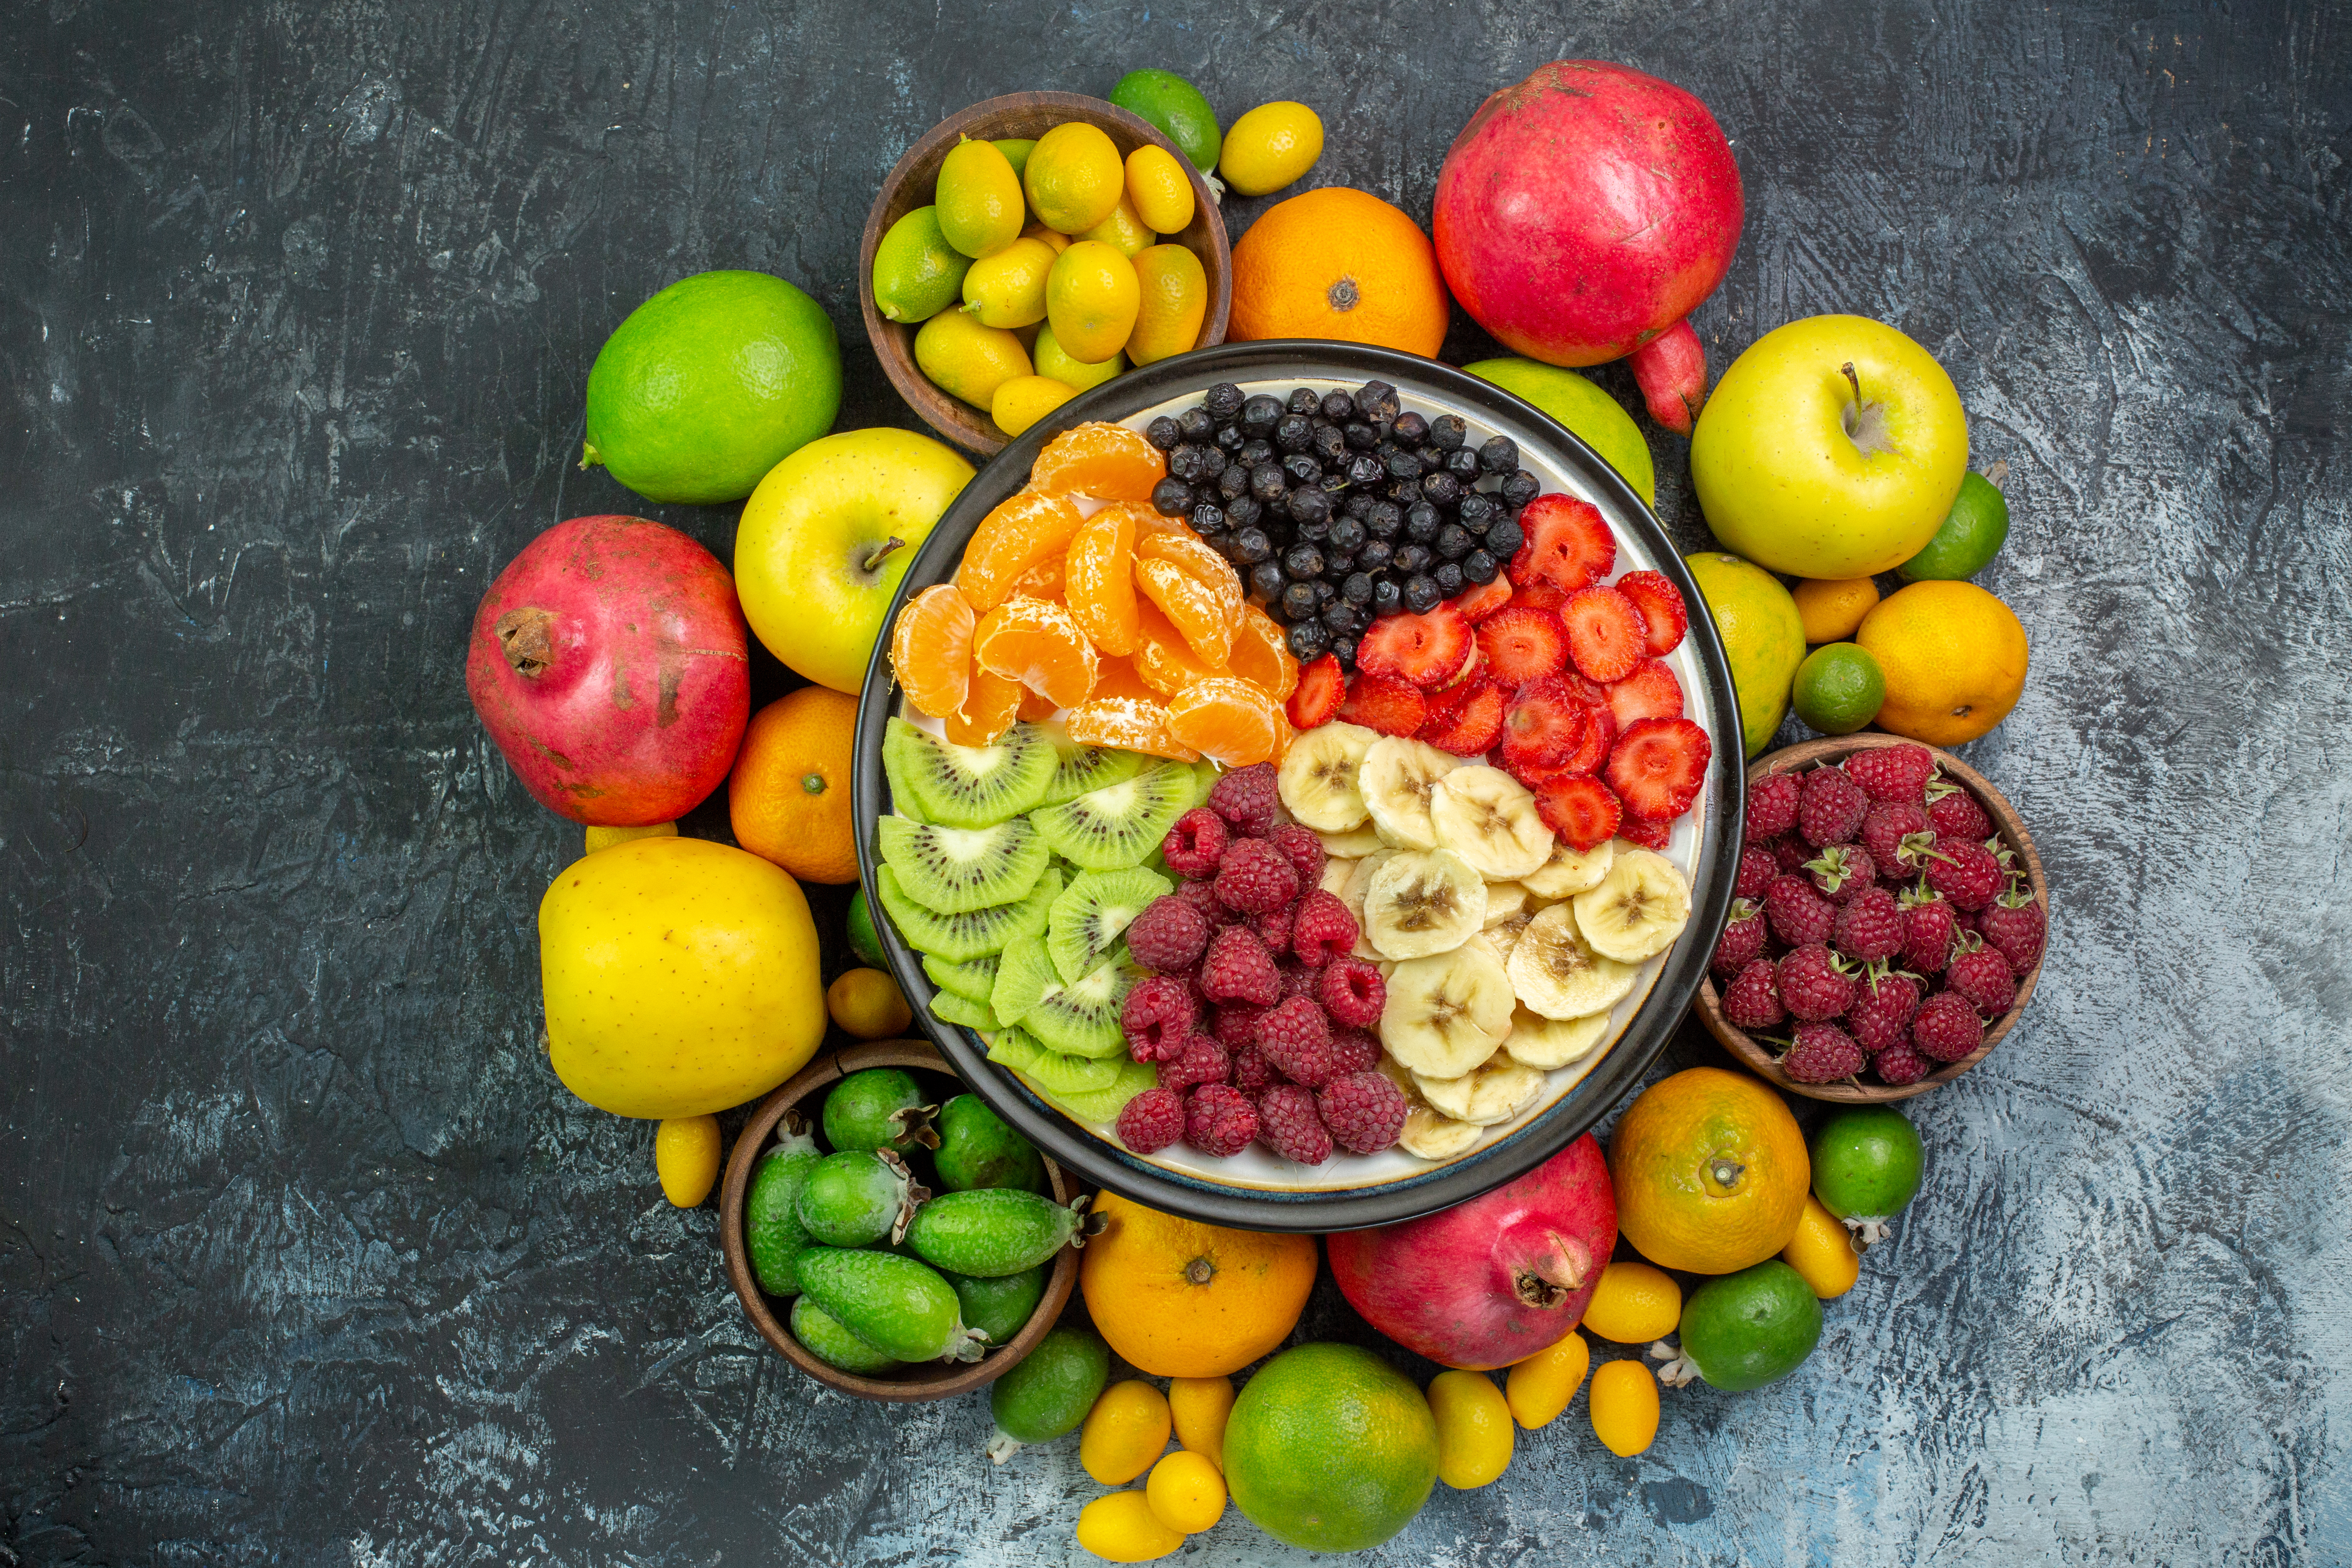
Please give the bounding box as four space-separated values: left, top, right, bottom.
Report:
1608 1066 1810 1274
1031 421 1169 502
973 597 1099 709
957 489 1085 612
1015 683 1060 722
1007 552 1068 603
1132 602 1231 698
1137 531 1243 630
1229 187 1450 356
1068 694 1198 762
944 664 1024 746
1225 603 1299 702
1165 677 1286 767
888 583 975 721
727 686 861 883
1087 656 1160 705
1065 504 1140 655
1136 557 1235 667
1079 1191 1316 1377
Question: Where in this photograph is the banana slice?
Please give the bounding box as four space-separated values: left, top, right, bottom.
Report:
1278 722 1380 831
1397 1105 1485 1160
1482 880 1530 927
1316 823 1388 859
1360 738 1466 851
1485 909 1535 967
1380 943 1515 1078
1428 767 1553 880
1460 931 1507 968
1365 849 1488 959
1508 904 1639 1019
1342 850 1395 959
1520 837 1616 900
1571 848 1692 964
1503 1004 1612 1069
1414 1055 1548 1126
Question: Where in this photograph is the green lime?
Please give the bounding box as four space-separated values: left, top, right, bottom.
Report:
1809 1105 1925 1245
1898 470 2010 581
990 138 1036 178
1790 642 1886 735
1665 1260 1822 1392
1462 357 1656 507
581 271 842 505
873 205 972 325
846 887 887 968
1108 68 1222 173
1683 552 1806 757
1224 1343 1438 1552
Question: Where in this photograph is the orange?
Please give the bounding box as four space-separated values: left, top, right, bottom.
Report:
1166 676 1287 767
1088 656 1160 705
1136 557 1235 667
1137 531 1244 632
1791 576 1881 644
1065 504 1140 655
1856 580 2030 745
1132 602 1231 697
1106 497 1193 543
1008 553 1068 603
973 597 1098 709
727 686 860 883
1015 683 1060 722
1080 1191 1316 1377
1228 187 1449 356
1068 694 1199 762
888 583 975 722
1226 603 1299 702
956 490 1085 612
1607 1066 1810 1274
1030 421 1168 502
944 664 1024 745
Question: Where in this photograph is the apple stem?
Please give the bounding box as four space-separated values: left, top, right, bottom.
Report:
1840 361 1862 406
862 536 905 574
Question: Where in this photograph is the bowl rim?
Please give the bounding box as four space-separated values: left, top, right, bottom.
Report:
716 1037 1080 1401
850 340 1746 1232
1690 733 2048 1101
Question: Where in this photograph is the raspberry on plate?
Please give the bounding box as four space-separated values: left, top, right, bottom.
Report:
1778 943 1858 1021
1327 1026 1382 1076
1356 604 1473 690
1121 974 1199 1061
1292 890 1360 968
1944 941 2017 1016
1764 874 1837 946
1562 585 1646 683
1163 807 1228 878
1184 1084 1260 1157
1255 995 1337 1087
1317 1071 1409 1154
1747 772 1801 840
1207 762 1280 836
1735 845 1779 901
1833 885 1905 961
1214 838 1299 914
1711 899 1767 976
1781 1020 1865 1083
1604 717 1710 822
1252 901 1296 955
1911 990 1984 1062
1255 1083 1334 1165
1115 1087 1186 1154
1199 925 1283 1005
1211 1001 1270 1051
1978 885 2047 971
1614 570 1688 655
1127 896 1213 975
1927 838 2004 910
1318 956 1385 1026
1508 493 1615 592
1720 957 1786 1030
1336 671 1428 737
1158 1035 1234 1094
1797 765 1868 846
1845 743 1935 803
1232 1044 1284 1096
1264 822 1326 888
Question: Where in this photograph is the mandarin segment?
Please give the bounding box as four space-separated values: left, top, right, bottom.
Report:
1088 656 1161 704
1068 695 1201 763
945 664 1024 746
1137 557 1236 667
1226 603 1301 702
1016 683 1061 722
973 596 1100 709
889 584 976 721
1030 421 1169 502
1133 601 1232 698
957 489 1086 612
1065 504 1140 656
1008 553 1069 603
1165 676 1286 767
1137 531 1244 633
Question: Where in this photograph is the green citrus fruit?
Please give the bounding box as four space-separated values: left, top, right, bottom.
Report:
581 271 842 505
1898 470 2010 581
1669 1260 1822 1392
1463 357 1655 507
1809 1105 1925 1242
1683 552 1806 757
989 138 1036 178
1790 642 1886 735
846 887 887 969
872 206 972 325
1224 1343 1438 1552
1108 69 1222 173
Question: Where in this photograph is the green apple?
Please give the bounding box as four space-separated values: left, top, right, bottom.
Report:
1463 357 1656 507
733 428 975 694
1690 315 1969 578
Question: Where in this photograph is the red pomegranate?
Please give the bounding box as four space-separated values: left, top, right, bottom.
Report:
1433 61 1743 432
1326 1134 1618 1371
466 515 749 825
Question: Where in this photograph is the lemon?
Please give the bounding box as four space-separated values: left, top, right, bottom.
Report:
1046 240 1141 363
872 205 972 325
1219 102 1323 196
914 309 1033 408
959 236 1057 328
1124 144 1195 233
1126 244 1208 365
935 136 1025 259
1025 121 1126 234
1683 552 1806 757
1110 69 1222 173
1463 357 1654 507
1856 580 2029 744
1079 194 1156 258
1790 643 1886 735
992 374 1079 437
1034 323 1125 390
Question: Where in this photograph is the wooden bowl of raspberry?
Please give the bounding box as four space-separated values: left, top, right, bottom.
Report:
1690 733 2048 1103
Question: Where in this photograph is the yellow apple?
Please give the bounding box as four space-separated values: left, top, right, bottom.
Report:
733 428 975 693
1690 315 1968 578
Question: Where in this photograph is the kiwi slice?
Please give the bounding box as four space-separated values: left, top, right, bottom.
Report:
1032 762 1195 871
1021 1047 1123 1098
1042 739 1144 808
882 717 1056 829
988 936 1058 1030
877 865 1060 964
1037 1058 1159 1124
1186 757 1223 808
877 816 1050 915
922 953 1000 1005
930 990 1002 1032
1049 867 1172 982
990 938 1131 1058
985 1029 1047 1074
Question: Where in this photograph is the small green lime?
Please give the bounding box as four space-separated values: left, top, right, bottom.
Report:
1462 357 1656 507
1790 642 1886 735
990 138 1036 178
1898 471 2010 581
1670 1260 1823 1392
872 205 972 325
1108 68 1222 173
582 270 842 505
846 887 887 968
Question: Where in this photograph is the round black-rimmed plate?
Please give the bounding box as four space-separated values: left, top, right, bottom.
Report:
853 341 1743 1232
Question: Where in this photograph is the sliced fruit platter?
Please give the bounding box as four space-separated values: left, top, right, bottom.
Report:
853 344 1741 1228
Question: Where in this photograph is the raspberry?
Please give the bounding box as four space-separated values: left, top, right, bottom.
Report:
1782 1020 1865 1083
1127 896 1212 975
1764 874 1836 946
1211 1001 1269 1051
1158 1035 1234 1094
1734 844 1777 901
1911 990 1984 1061
1255 1083 1334 1165
1173 877 1227 922
1719 957 1785 1031
1328 1027 1383 1076
1215 838 1299 914
1804 843 1877 902
1859 799 1937 878
1833 886 1905 962
1944 941 2016 1016
1846 972 1921 1055
1873 1039 1932 1085
1772 837 1812 875
1206 762 1280 836
1899 888 1959 974
1282 962 1321 1001
1184 1084 1260 1156
1292 890 1360 968
1115 1087 1186 1153
1797 765 1868 847
1978 886 2046 971
1926 838 2003 911
1163 808 1228 878
1845 743 1935 804
1318 956 1385 1027
1711 899 1767 976
1255 995 1338 1087
1777 944 1857 1021
1318 1071 1409 1154
1199 926 1283 1005
1232 1044 1285 1096
1120 975 1198 1061
1252 901 1296 955
1265 822 1326 888
1747 772 1800 840
1925 777 1993 841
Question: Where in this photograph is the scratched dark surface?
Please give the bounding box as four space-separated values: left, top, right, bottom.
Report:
4 0 2348 1561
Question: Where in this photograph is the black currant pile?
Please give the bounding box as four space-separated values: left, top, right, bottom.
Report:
1142 379 1544 666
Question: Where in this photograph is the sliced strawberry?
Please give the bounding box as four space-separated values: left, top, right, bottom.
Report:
1605 659 1685 730
1474 606 1568 685
1286 653 1346 729
1616 570 1689 655
1449 577 1516 622
1510 578 1568 612
1614 813 1672 850
1436 645 1485 691
1531 775 1622 851
1355 605 1473 690
1420 682 1505 756
1563 585 1646 683
1337 672 1428 737
1509 494 1616 593
1497 675 1591 773
1605 716 1712 822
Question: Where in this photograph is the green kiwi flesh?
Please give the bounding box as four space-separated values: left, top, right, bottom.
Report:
877 815 1050 915
1041 739 1144 807
922 953 1000 1005
877 866 1060 964
882 718 1055 829
929 990 1003 1032
988 937 1130 1058
1048 867 1172 983
1031 763 1195 871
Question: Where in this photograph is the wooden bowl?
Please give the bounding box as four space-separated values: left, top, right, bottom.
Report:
1692 733 2048 1103
858 91 1232 456
717 1038 1080 1402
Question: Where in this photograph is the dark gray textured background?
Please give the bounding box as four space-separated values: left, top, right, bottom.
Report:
4 0 2347 1562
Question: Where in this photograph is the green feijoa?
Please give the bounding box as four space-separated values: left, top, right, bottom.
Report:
823 1068 939 1155
933 1093 1047 1193
987 1324 1110 1459
944 1263 1048 1345
790 1295 903 1376
744 1127 823 1297
795 1247 985 1363
905 1188 1087 1277
1809 1104 1927 1246
847 887 888 969
872 205 973 325
1108 69 1222 173
795 1150 926 1248
1658 1260 1823 1392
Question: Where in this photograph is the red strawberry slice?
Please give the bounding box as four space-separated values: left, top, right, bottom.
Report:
1355 605 1473 690
1509 494 1616 593
1531 775 1622 851
1496 675 1591 773
1616 570 1689 655
1419 682 1505 756
1509 578 1568 612
1614 813 1672 850
1336 672 1428 737
1286 653 1346 729
1474 606 1568 685
1519 700 1611 779
1604 717 1712 822
1563 585 1646 682
1449 577 1515 622
1605 659 1685 730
